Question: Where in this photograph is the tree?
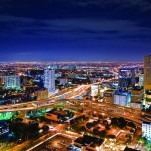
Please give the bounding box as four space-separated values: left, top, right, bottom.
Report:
125 134 132 144
29 122 39 137
70 119 75 124
128 122 136 129
80 126 86 132
42 125 49 132
106 124 110 130
98 130 107 138
99 114 103 119
130 129 135 133
103 120 108 125
118 117 127 129
111 118 118 126
93 128 99 135
15 118 23 123
86 122 93 129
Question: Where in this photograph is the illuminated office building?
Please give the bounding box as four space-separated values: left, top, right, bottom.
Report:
139 74 144 88
91 84 99 97
36 89 48 100
142 122 151 140
4 75 20 89
144 55 151 90
118 68 135 89
0 76 4 87
59 78 68 85
144 55 151 102
44 69 55 94
113 90 131 107
131 87 144 103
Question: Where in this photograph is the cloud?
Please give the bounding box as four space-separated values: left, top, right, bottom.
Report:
118 33 151 41
0 14 150 44
0 0 151 60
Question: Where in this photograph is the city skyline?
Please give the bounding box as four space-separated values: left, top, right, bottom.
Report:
0 0 151 62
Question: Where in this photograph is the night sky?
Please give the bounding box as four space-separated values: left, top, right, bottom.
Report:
0 0 151 62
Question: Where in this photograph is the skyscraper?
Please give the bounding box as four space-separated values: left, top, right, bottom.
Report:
4 75 20 89
144 55 151 90
113 89 131 107
118 68 135 89
144 55 151 102
44 69 55 95
91 84 99 97
142 122 151 140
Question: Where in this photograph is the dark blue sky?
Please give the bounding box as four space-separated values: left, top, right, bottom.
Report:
0 0 151 62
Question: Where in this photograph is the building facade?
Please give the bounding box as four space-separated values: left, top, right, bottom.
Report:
113 90 131 107
0 76 4 87
91 84 99 97
142 122 151 140
4 75 20 89
144 55 151 102
44 69 55 94
36 89 48 100
144 55 151 90
139 74 144 88
118 68 135 89
131 88 144 103
59 78 68 85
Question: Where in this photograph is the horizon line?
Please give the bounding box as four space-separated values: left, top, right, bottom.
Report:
0 61 144 63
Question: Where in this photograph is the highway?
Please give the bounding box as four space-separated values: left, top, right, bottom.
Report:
0 84 90 112
63 98 151 125
63 102 142 125
0 82 150 126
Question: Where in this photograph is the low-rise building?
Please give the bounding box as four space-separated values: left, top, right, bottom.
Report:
74 135 105 151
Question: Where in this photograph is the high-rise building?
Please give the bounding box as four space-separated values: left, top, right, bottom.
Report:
4 75 20 89
44 69 55 94
144 55 151 90
36 89 48 100
144 55 151 102
118 68 135 89
131 87 144 103
139 74 144 88
0 76 4 87
59 78 68 85
113 90 131 107
91 84 99 97
142 122 151 140
103 89 114 103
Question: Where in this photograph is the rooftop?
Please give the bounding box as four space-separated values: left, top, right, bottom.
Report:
74 135 104 147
